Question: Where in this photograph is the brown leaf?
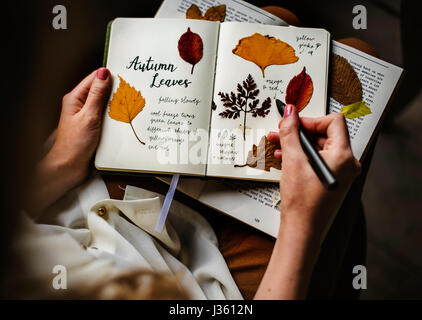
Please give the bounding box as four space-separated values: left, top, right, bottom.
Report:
232 33 298 77
203 5 226 22
109 76 146 144
186 4 203 20
178 27 203 74
186 4 226 22
330 54 362 105
235 136 281 171
285 67 314 112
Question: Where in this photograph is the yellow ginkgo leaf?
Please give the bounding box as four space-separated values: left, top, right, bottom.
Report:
109 75 146 144
232 33 299 77
340 100 372 119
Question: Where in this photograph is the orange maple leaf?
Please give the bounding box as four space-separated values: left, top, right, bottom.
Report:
109 75 146 144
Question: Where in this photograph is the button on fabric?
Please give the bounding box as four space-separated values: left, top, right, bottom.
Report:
97 207 107 217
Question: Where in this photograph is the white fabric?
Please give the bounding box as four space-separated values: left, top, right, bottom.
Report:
16 175 243 299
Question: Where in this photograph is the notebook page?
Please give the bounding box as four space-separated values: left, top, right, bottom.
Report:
206 22 330 181
95 18 219 176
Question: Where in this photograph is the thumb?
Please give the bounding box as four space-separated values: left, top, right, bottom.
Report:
278 104 306 162
83 68 112 118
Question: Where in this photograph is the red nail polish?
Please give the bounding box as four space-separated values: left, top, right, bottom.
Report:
97 68 109 80
284 104 293 117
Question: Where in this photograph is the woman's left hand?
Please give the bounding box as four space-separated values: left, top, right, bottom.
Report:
48 67 111 184
28 68 111 215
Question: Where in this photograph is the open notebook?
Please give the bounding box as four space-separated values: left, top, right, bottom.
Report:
95 18 330 182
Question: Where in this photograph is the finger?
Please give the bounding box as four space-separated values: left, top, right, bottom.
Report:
274 149 282 159
83 68 112 119
315 136 327 150
300 113 350 149
63 70 97 113
278 104 307 163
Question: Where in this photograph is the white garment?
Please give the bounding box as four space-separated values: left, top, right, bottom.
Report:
16 175 243 299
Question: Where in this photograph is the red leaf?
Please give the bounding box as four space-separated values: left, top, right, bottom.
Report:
285 67 313 112
178 28 203 74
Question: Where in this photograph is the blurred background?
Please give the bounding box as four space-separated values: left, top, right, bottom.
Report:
4 0 421 299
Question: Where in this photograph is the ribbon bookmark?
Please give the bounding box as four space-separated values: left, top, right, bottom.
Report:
155 174 180 233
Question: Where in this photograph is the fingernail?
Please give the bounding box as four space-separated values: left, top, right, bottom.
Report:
97 68 109 80
274 150 282 158
284 104 293 117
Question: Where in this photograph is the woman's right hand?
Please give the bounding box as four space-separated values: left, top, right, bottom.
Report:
256 105 361 300
268 104 361 243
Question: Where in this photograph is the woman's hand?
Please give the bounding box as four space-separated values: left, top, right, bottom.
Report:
49 68 111 182
271 104 361 242
27 68 111 215
255 104 361 300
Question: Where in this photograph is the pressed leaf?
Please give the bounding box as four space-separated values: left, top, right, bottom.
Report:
211 100 217 111
186 4 226 22
235 136 281 172
340 100 372 119
186 4 203 20
203 5 226 21
232 33 298 77
330 54 362 105
251 97 271 117
109 76 146 144
285 67 314 112
218 74 271 140
178 27 203 74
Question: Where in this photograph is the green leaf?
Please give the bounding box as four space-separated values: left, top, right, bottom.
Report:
340 100 372 119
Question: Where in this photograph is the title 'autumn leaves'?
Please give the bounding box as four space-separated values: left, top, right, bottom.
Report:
109 76 146 145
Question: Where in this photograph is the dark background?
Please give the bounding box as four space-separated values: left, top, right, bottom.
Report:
3 0 421 299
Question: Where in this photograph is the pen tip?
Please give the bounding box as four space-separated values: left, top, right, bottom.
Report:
276 99 285 116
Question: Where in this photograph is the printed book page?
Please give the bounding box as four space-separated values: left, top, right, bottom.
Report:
95 18 219 176
155 0 288 26
206 22 330 181
330 40 403 160
167 41 403 237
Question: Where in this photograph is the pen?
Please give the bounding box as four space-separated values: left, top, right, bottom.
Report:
276 99 338 190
